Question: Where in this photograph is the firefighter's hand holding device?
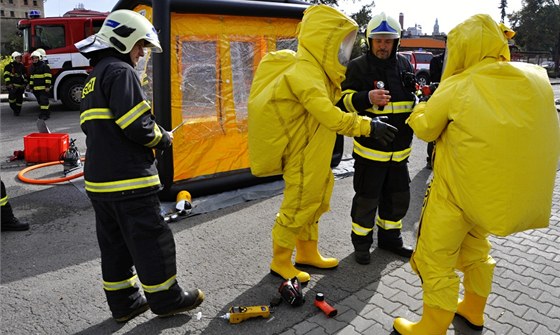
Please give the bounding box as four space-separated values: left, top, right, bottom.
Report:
369 80 390 110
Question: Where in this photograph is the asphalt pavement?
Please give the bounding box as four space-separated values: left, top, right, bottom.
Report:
1 79 559 335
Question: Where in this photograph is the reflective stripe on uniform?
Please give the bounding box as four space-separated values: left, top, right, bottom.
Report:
353 140 392 161
31 73 51 79
116 100 151 130
353 140 412 162
352 222 373 236
376 217 402 230
392 148 412 162
366 101 414 116
1 195 8 206
85 174 160 193
341 89 359 114
103 275 138 291
80 108 113 124
145 124 162 148
142 275 177 293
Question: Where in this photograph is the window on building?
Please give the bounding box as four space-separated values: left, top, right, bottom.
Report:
10 11 15 17
9 0 13 4
0 10 4 17
33 0 38 6
24 0 29 5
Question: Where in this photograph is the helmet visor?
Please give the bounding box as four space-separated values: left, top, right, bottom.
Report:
143 26 162 53
75 35 113 54
338 30 357 67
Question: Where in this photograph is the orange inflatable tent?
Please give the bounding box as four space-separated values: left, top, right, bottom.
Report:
112 0 348 200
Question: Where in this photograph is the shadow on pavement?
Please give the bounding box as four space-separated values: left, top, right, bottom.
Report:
199 248 401 335
0 184 272 284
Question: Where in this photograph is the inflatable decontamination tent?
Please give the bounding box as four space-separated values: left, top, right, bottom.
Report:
112 0 342 200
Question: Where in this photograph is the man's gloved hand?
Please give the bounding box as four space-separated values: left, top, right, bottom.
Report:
370 116 398 145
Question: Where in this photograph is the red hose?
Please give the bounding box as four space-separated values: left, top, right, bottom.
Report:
17 158 85 184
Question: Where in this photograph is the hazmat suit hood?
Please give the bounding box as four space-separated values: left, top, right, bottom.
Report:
407 14 560 236
441 14 514 81
247 4 371 178
296 5 358 89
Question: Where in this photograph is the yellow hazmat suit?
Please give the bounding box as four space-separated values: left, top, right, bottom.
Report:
394 14 560 334
248 5 372 282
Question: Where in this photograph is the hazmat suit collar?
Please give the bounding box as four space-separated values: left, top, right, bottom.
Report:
441 14 514 81
296 4 358 87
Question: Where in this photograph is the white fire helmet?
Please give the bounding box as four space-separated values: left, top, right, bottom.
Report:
75 9 162 54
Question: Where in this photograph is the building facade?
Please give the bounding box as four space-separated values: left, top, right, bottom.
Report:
1 0 45 54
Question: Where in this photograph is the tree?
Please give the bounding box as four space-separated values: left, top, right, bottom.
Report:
306 0 340 6
304 0 376 58
509 0 559 51
305 0 374 28
500 0 508 22
509 0 560 71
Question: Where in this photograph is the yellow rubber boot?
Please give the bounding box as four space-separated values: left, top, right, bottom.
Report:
295 240 339 269
270 242 310 284
393 304 454 335
456 291 487 330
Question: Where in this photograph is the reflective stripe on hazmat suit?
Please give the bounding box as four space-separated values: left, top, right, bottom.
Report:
248 5 372 249
407 14 560 312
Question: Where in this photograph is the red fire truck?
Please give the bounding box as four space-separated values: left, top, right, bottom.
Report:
17 12 107 110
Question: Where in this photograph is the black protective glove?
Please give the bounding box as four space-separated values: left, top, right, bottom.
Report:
370 116 398 146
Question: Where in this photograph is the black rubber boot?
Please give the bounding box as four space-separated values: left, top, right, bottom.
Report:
105 287 149 323
352 231 373 265
378 228 413 258
148 283 204 317
1 203 29 231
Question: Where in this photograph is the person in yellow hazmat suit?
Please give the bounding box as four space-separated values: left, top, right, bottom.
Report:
248 4 398 284
393 14 560 335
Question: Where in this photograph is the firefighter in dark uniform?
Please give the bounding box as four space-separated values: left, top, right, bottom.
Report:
29 48 52 120
75 10 204 322
3 51 27 116
337 12 417 264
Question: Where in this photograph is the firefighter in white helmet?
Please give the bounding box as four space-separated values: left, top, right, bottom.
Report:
75 9 203 322
393 15 560 334
29 48 51 120
3 51 27 116
337 12 417 265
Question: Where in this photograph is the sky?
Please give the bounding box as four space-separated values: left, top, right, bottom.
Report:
44 0 117 17
342 0 523 34
44 0 523 35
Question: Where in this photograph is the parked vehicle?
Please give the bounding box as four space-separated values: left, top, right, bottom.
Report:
540 60 558 78
398 50 433 85
17 13 107 110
